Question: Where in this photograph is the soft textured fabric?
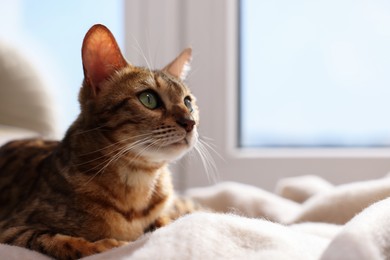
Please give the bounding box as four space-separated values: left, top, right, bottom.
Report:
275 175 334 203
2 175 390 259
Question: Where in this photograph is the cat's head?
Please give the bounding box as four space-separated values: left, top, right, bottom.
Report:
78 24 198 163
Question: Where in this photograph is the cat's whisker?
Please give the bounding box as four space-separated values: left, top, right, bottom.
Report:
194 138 220 184
198 137 225 162
129 35 154 80
79 137 151 177
153 141 164 156
98 148 130 177
104 137 150 161
198 149 218 183
152 38 160 72
80 147 130 179
115 139 161 177
116 139 162 189
200 136 216 142
82 150 125 186
129 139 160 162
145 30 155 71
77 133 152 157
73 146 129 168
82 138 152 185
109 139 154 170
75 143 129 164
71 124 110 136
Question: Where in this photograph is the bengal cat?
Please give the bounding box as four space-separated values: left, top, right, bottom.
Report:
0 24 200 259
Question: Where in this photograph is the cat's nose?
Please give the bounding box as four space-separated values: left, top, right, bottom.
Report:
176 117 195 132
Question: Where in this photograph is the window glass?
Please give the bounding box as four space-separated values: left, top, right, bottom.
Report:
240 0 390 147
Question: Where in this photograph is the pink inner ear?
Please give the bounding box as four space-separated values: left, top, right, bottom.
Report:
82 25 127 94
163 48 192 80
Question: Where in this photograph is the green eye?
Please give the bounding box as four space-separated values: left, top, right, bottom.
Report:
139 91 159 109
184 97 193 113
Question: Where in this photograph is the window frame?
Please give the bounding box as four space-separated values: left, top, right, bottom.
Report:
125 0 390 191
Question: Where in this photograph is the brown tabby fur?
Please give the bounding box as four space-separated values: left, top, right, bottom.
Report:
0 24 199 259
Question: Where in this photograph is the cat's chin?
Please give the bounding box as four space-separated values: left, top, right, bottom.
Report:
143 135 196 163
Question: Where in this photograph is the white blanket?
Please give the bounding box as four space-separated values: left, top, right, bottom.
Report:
2 175 390 259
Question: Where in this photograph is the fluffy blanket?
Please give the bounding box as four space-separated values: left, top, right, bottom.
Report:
2 175 390 259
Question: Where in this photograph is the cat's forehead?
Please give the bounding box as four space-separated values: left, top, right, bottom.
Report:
153 72 188 97
123 68 190 97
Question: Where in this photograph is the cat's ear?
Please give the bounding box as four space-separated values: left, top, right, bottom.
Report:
163 48 192 81
82 24 128 95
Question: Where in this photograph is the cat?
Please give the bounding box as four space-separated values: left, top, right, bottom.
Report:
0 24 200 259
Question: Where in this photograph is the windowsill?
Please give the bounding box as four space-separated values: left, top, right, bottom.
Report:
231 147 390 158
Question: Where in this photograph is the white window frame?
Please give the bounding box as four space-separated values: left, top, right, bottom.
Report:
125 0 390 191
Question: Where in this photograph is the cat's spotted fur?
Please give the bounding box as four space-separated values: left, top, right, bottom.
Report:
0 24 199 259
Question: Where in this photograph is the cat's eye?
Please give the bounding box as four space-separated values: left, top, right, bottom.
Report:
139 91 159 109
184 97 193 113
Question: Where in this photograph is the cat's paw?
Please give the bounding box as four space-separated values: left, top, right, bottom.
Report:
153 215 172 228
89 238 128 253
76 238 128 257
52 235 128 259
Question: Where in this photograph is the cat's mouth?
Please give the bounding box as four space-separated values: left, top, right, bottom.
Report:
172 138 188 146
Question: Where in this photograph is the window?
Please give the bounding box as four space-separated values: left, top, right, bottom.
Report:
106 1 390 190
240 0 390 148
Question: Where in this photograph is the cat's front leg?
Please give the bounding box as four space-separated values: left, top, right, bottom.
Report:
152 196 203 229
1 226 127 259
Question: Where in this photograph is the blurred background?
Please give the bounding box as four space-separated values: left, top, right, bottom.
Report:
0 0 124 133
1 0 390 191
